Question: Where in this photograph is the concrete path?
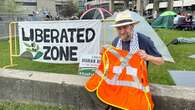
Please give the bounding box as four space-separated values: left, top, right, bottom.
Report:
169 70 195 88
189 54 195 59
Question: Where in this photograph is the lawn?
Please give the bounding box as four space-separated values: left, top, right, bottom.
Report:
148 29 195 85
0 102 76 110
1 29 195 85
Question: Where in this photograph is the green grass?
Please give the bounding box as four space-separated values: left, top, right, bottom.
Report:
0 102 76 110
148 29 195 85
1 29 195 85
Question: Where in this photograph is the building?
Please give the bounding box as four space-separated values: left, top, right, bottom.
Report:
145 0 195 13
83 0 149 15
0 0 86 17
84 0 133 12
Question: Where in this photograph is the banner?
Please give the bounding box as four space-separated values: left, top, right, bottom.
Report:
18 20 101 64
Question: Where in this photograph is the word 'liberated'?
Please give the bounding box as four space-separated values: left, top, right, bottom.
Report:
22 28 95 43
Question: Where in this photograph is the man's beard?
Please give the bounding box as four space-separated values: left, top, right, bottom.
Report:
121 33 132 41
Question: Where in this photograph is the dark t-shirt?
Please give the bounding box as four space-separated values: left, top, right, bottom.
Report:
121 40 131 51
112 33 162 66
112 33 162 57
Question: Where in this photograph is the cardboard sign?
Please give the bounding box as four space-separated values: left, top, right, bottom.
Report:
79 54 100 76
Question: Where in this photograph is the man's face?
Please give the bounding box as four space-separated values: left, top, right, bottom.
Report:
116 24 134 41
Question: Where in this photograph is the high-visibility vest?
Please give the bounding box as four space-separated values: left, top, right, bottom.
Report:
85 46 154 110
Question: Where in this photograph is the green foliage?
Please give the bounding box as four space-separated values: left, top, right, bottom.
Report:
0 0 6 12
59 0 79 17
33 51 43 59
0 0 23 15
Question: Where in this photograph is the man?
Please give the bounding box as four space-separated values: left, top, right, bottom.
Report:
173 12 185 29
112 10 164 66
85 10 164 110
107 10 164 110
152 10 158 19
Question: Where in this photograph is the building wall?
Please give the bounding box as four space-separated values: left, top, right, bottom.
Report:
15 0 37 15
1 0 81 18
145 0 195 10
85 0 126 12
14 0 70 16
37 0 56 16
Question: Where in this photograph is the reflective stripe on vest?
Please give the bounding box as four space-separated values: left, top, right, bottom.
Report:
109 48 132 68
108 48 149 92
95 65 150 93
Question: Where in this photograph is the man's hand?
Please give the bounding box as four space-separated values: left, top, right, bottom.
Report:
137 49 164 65
137 49 149 61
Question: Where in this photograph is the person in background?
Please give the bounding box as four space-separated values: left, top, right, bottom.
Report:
152 10 158 19
174 12 182 27
184 13 193 30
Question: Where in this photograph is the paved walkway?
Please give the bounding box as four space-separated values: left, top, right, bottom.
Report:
169 70 195 88
189 54 195 58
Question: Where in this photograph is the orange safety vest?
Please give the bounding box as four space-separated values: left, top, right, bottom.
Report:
85 46 154 110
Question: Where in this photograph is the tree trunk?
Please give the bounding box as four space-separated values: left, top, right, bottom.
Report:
152 0 159 19
153 0 159 13
167 0 173 10
136 0 144 15
124 0 129 9
109 0 114 12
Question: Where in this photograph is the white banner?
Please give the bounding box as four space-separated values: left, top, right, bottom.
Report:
18 20 101 64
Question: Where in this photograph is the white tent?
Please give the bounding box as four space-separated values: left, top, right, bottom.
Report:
101 10 174 62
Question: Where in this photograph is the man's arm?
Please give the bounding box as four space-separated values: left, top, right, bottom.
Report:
138 49 164 65
137 33 164 65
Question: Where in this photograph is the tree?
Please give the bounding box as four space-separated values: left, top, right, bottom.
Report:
0 0 6 13
153 0 160 13
0 0 23 20
109 0 114 12
167 0 173 10
136 0 144 15
59 0 79 18
123 0 129 9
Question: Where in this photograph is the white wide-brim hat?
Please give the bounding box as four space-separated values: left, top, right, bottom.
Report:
112 10 139 27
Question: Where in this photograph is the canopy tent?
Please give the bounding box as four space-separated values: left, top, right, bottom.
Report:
80 8 112 19
151 11 177 28
160 11 177 16
101 10 174 62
